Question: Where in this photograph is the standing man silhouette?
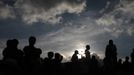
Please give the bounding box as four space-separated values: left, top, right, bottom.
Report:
71 50 79 63
23 36 42 72
85 45 91 61
105 40 117 65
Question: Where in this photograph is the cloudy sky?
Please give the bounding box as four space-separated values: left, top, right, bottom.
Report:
0 0 134 60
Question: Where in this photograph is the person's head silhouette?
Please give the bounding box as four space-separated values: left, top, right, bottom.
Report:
92 55 96 60
29 36 36 46
48 51 54 59
54 53 63 62
109 40 113 45
118 59 122 63
6 39 12 48
86 45 90 50
74 50 79 54
55 53 61 60
12 39 19 48
125 56 129 61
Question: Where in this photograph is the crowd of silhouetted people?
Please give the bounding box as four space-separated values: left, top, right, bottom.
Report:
0 36 134 75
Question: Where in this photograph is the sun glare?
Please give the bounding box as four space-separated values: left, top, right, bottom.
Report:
77 54 82 59
77 48 85 59
75 42 86 59
69 42 103 60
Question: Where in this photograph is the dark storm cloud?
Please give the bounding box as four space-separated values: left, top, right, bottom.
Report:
27 0 85 10
0 0 86 24
86 0 120 11
0 0 16 19
0 19 62 39
0 0 121 24
15 0 86 24
85 0 120 18
1 0 17 6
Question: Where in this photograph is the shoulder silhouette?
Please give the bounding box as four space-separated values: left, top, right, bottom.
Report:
23 36 42 60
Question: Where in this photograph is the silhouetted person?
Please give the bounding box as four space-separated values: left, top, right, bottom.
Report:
48 51 54 60
54 53 63 63
116 59 123 70
2 39 24 75
3 40 12 60
89 55 99 75
123 56 130 66
84 45 91 64
103 40 117 75
130 49 134 75
23 36 42 73
115 59 124 75
131 49 134 64
43 51 54 68
123 56 131 75
43 52 55 75
105 40 117 65
117 59 122 66
71 50 79 63
53 53 63 75
3 39 24 64
44 51 54 64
